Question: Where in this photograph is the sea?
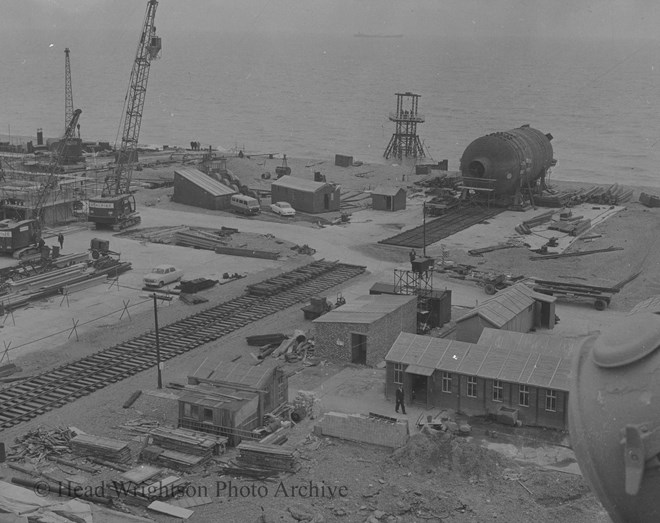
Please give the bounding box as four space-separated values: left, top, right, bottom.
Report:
2 32 660 188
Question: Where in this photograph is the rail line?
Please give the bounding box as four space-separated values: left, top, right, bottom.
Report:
378 205 504 248
0 260 366 431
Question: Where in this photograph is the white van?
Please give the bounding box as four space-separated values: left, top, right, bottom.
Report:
230 194 261 215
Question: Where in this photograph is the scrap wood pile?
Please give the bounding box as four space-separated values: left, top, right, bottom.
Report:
548 216 592 236
514 209 556 234
70 433 132 464
413 172 463 190
235 442 299 473
291 244 316 255
291 390 320 420
7 426 76 462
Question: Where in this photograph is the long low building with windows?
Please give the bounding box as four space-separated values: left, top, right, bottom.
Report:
384 328 584 430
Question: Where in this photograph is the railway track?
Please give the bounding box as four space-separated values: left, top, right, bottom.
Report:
378 205 504 248
0 260 366 432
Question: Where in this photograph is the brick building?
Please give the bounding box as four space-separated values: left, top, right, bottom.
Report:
384 328 581 430
313 294 417 365
455 283 556 343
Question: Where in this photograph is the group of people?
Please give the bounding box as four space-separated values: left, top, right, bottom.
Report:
190 141 202 151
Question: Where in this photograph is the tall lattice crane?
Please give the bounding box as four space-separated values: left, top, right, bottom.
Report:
88 0 161 230
64 48 74 133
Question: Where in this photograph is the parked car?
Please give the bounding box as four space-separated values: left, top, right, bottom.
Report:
144 264 184 287
270 201 296 217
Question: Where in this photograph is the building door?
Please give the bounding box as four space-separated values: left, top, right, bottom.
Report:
411 374 428 404
324 193 330 210
351 333 367 364
385 195 393 210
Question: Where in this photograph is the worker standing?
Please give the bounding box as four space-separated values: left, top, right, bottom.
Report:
57 233 64 250
395 385 406 415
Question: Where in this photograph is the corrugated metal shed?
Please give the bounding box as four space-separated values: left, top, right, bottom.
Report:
313 294 417 324
385 330 573 391
458 283 555 328
271 176 331 193
190 359 276 389
174 168 236 197
629 295 660 315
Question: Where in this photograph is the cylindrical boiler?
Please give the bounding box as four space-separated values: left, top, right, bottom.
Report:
459 125 555 196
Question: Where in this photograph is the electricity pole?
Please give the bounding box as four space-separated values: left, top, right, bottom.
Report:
151 293 172 389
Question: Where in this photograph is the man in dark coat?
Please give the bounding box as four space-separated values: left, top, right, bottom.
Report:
57 233 64 250
395 385 406 414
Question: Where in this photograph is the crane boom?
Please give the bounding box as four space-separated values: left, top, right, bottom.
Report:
103 0 161 197
32 109 83 222
64 48 74 132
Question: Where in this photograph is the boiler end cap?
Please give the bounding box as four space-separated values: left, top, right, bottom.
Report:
593 312 660 368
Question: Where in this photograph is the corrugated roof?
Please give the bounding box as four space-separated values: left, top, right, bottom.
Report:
272 176 335 193
174 168 237 197
372 186 405 197
190 359 277 389
313 294 417 324
457 283 555 328
385 330 576 391
629 295 660 315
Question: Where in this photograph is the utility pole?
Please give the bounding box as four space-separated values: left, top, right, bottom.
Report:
423 201 427 257
151 292 172 389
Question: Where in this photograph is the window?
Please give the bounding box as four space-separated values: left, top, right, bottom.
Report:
545 390 557 412
441 372 452 393
191 404 199 418
183 403 191 417
519 385 530 407
493 380 503 402
393 363 404 385
203 408 213 422
467 376 477 398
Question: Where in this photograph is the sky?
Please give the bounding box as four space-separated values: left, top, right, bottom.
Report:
2 0 660 41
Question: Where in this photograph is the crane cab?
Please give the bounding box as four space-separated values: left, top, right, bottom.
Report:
88 194 141 231
0 219 40 256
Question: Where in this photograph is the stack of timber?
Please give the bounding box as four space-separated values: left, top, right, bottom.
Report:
70 434 131 463
532 279 619 310
533 191 576 208
109 470 188 507
140 445 209 471
174 228 230 250
584 183 633 205
548 217 592 236
149 426 227 457
179 278 218 294
235 442 299 473
1 258 131 311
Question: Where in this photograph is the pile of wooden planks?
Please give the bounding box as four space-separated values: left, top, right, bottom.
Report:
235 442 299 473
150 426 227 457
140 445 209 471
548 217 591 236
70 434 131 463
174 228 230 250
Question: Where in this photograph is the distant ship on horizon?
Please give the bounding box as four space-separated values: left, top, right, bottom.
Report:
354 32 404 38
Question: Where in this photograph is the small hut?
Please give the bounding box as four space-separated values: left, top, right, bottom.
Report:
371 186 406 211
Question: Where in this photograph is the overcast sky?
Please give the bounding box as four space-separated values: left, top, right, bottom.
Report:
3 0 660 40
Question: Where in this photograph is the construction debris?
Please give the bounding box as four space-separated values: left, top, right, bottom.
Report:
531 279 619 310
7 426 76 462
246 333 289 347
179 278 218 294
149 426 227 457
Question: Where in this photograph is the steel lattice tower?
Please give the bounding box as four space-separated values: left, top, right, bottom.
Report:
64 48 74 133
384 92 426 160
